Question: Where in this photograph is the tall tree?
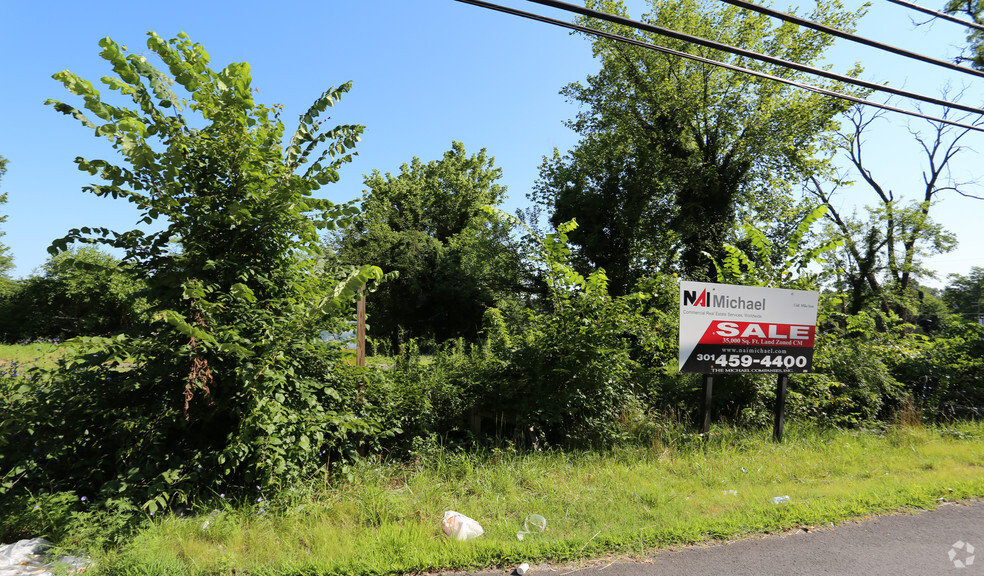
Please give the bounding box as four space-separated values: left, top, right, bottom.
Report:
330 142 522 349
807 102 979 317
1 33 382 506
535 135 676 295
944 266 984 321
945 0 984 69
0 155 12 281
535 0 864 283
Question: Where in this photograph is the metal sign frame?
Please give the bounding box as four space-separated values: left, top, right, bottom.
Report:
679 282 820 441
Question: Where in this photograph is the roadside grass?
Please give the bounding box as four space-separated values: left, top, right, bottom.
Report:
84 420 984 576
5 344 982 575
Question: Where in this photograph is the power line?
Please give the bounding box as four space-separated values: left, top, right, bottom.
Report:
885 0 984 32
523 0 984 116
717 0 984 80
453 0 984 132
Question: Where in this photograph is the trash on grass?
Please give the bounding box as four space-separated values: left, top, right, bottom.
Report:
722 490 738 496
516 562 531 575
201 509 221 531
516 513 547 541
772 495 790 504
441 510 484 541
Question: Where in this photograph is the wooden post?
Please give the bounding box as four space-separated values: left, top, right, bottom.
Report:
701 374 713 437
356 286 366 367
773 373 789 442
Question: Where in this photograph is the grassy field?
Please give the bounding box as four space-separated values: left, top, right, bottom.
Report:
0 342 63 373
81 421 984 576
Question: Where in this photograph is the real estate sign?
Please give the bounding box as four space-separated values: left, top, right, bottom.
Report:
678 281 820 374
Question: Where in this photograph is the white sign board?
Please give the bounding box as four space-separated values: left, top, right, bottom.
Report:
678 281 820 374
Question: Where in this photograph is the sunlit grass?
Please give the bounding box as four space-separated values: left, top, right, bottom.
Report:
0 342 63 372
96 421 984 576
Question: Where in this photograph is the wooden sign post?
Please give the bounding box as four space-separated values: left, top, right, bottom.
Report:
356 286 366 367
701 374 713 437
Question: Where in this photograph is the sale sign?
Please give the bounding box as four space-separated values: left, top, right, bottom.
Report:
678 281 820 373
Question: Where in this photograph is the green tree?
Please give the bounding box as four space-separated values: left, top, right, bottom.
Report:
708 203 843 290
330 142 523 349
945 0 984 69
807 104 973 318
0 155 12 282
944 266 984 321
0 246 147 342
535 0 863 282
535 135 675 295
1 32 382 507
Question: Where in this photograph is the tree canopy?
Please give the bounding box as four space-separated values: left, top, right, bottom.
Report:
946 0 984 69
330 142 523 349
944 266 984 320
535 0 865 283
0 246 147 342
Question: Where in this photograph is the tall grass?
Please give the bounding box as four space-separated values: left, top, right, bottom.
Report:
5 345 982 575
86 420 984 576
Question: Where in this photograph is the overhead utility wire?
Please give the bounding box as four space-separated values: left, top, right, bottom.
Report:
716 0 984 79
523 0 984 116
453 0 984 133
885 0 984 32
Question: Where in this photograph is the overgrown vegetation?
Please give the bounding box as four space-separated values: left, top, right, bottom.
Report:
1 11 983 574
2 420 983 575
0 246 147 341
0 32 385 512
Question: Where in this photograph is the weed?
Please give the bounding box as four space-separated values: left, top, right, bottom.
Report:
29 420 980 576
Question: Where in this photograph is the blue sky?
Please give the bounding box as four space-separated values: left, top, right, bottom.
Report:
0 0 981 287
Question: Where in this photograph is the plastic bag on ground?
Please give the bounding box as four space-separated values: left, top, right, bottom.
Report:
441 510 484 541
516 514 547 540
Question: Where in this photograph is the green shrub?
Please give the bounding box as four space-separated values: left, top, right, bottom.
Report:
883 320 984 420
1 32 385 513
0 247 148 342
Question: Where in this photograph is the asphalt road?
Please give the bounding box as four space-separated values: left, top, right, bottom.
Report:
444 500 984 576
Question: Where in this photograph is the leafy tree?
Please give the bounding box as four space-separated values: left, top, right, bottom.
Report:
535 0 864 282
0 246 147 342
945 0 984 69
1 33 383 508
330 142 523 349
944 266 984 321
807 103 977 317
535 135 675 295
0 155 12 283
707 203 843 290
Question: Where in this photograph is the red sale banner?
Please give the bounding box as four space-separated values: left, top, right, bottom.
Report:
697 321 816 347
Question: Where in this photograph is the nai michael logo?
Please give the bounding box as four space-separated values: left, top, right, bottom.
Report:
682 288 766 311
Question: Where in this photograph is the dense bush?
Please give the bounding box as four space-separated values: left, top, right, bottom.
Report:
367 223 683 450
0 32 385 512
883 320 984 419
0 246 147 342
351 233 983 454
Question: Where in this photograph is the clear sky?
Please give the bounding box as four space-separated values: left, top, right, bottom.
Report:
0 0 981 287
